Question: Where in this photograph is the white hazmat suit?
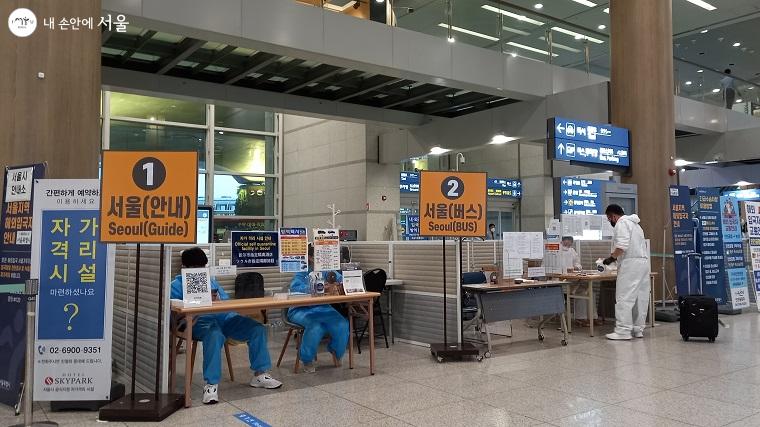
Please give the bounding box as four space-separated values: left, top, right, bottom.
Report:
612 214 650 336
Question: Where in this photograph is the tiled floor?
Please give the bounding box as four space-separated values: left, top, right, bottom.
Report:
5 311 760 426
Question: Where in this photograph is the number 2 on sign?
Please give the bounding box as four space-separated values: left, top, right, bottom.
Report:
446 179 459 197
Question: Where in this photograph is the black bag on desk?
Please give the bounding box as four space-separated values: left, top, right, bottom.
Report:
679 295 718 342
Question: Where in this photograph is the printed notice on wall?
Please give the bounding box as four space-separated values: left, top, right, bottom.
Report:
279 228 308 273
313 229 340 272
231 231 279 267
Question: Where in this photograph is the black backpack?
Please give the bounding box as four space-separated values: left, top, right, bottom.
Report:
234 272 265 298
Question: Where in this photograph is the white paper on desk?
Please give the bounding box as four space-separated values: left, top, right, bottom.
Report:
503 257 523 279
181 267 212 308
527 266 546 278
211 264 237 277
342 269 365 294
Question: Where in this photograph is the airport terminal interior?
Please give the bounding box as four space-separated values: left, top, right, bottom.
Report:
4 0 760 426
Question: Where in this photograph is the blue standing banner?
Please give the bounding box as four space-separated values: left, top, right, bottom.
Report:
696 188 728 305
669 185 698 296
0 163 46 293
231 231 280 267
720 195 750 309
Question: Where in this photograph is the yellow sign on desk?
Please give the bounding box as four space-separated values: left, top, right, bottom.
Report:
419 171 487 237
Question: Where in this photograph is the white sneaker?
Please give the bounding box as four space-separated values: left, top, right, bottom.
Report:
606 332 632 341
302 363 316 374
250 373 283 389
633 330 644 338
202 384 218 404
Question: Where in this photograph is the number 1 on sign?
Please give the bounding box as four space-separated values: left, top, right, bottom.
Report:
143 162 154 187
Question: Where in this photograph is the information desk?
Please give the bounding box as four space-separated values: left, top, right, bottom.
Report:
462 281 568 357
558 272 657 337
170 292 380 407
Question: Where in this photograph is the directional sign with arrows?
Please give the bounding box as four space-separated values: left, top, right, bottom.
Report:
559 177 603 215
548 117 630 168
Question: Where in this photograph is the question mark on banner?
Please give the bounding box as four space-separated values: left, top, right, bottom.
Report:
63 303 79 331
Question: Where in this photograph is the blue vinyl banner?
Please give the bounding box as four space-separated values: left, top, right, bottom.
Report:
0 293 25 408
231 231 279 267
697 188 728 304
669 185 698 296
720 195 749 309
37 210 108 340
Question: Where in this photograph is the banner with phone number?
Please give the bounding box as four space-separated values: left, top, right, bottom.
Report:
31 179 115 401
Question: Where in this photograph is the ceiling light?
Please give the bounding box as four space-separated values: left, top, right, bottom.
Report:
674 159 693 167
534 3 543 9
603 7 609 13
680 168 686 173
735 181 751 186
507 41 558 56
736 99 743 103
447 36 455 43
733 42 741 47
569 0 597 7
502 26 530 36
481 5 544 26
705 161 718 164
218 131 224 134
539 36 581 53
438 23 497 41
748 87 755 90
685 0 717 11
551 26 604 44
712 88 720 93
685 81 692 85
375 0 385 3
697 69 704 73
700 29 708 33
429 146 451 155
489 134 518 145
510 52 517 57
149 116 156 121
597 24 606 30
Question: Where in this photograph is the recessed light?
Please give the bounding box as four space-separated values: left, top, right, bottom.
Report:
733 42 741 47
481 5 544 26
681 168 686 173
569 0 597 7
603 7 609 13
507 41 558 56
375 0 384 3
685 81 692 85
429 146 451 155
735 181 752 186
534 3 543 9
489 134 518 145
748 87 755 90
700 28 708 33
447 36 455 43
149 116 156 121
218 131 224 134
551 26 604 44
674 159 693 167
712 88 720 93
438 23 497 41
697 69 704 73
597 24 606 30
685 0 717 11
510 52 517 57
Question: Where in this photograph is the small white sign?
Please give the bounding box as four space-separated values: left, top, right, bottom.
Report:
211 264 237 277
5 166 34 202
314 228 340 272
181 267 212 307
527 266 546 278
15 230 31 245
342 270 365 294
219 258 231 266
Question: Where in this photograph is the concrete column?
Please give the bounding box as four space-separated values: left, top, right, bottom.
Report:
0 1 101 179
610 0 676 295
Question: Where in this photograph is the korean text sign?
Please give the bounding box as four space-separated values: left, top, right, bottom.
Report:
231 231 279 267
697 188 728 305
279 228 308 273
743 201 760 312
313 229 340 272
31 179 115 401
720 195 749 309
419 171 487 237
0 163 46 290
669 185 698 296
99 151 197 243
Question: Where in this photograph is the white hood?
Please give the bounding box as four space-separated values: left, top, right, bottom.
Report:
621 214 641 224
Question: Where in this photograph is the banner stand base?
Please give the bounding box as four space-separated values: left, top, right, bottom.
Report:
98 393 183 422
10 422 58 426
429 342 480 362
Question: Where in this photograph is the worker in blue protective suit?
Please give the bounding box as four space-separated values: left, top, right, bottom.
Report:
170 247 282 404
288 244 349 373
602 204 651 340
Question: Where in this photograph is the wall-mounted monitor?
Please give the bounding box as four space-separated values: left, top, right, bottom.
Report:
196 206 213 244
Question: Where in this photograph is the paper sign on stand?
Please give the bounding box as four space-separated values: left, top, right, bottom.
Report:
279 228 308 273
181 268 212 308
342 270 365 294
313 229 340 272
527 267 546 278
32 179 115 401
211 265 237 277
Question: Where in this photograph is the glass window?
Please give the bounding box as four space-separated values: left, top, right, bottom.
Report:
214 133 275 175
215 105 275 132
212 218 277 242
110 120 207 170
110 92 206 125
213 175 276 217
198 173 206 205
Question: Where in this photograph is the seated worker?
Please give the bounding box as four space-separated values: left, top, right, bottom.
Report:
170 247 282 404
288 244 349 373
560 236 598 327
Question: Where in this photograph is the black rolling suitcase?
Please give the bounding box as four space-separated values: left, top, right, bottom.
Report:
679 295 718 342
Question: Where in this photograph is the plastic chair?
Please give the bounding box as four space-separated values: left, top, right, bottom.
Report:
355 268 388 353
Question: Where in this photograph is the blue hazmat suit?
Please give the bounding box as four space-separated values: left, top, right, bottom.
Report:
170 275 271 384
287 270 349 364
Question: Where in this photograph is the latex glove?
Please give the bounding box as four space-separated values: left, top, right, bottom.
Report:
602 256 616 266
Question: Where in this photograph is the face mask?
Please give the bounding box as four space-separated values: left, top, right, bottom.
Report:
490 227 495 232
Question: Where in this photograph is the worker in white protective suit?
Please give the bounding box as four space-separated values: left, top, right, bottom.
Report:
603 204 651 340
560 236 597 326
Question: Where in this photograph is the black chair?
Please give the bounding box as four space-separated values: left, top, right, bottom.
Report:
355 268 389 353
461 272 486 322
235 272 267 323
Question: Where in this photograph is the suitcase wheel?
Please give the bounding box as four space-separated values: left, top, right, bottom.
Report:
709 337 716 342
682 335 689 342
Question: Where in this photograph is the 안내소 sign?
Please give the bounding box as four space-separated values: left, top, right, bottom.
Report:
419 171 487 237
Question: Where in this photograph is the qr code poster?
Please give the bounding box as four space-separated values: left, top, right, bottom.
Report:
181 267 212 308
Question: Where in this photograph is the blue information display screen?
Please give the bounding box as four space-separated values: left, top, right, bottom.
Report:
548 117 630 167
399 172 420 193
487 178 521 198
559 177 603 215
